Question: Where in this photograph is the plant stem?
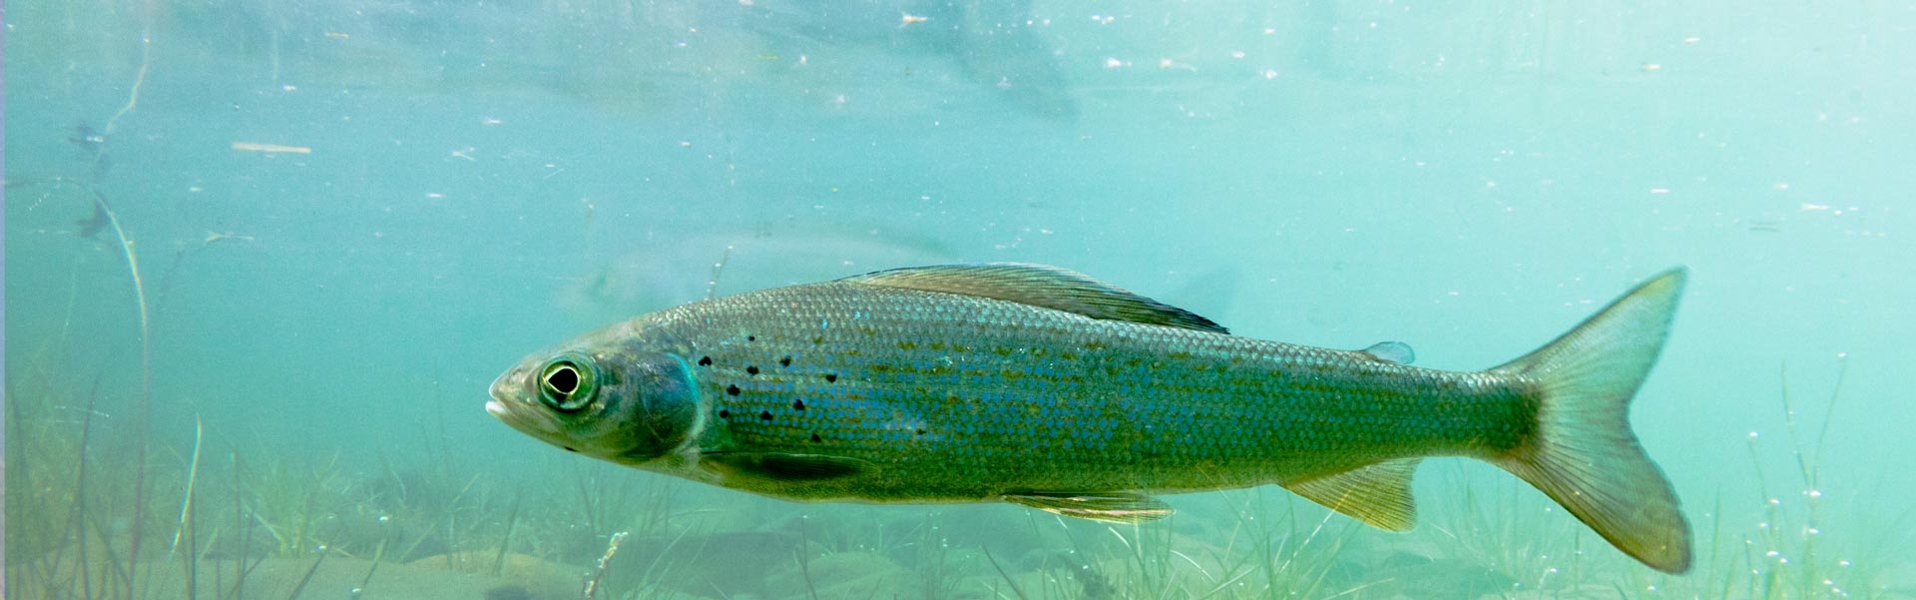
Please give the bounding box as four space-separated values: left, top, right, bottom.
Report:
492 493 522 577
174 417 205 600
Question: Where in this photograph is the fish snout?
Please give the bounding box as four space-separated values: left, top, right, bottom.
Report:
485 366 543 431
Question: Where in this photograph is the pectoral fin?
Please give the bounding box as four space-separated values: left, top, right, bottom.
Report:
702 452 870 482
1002 491 1173 523
1281 458 1422 531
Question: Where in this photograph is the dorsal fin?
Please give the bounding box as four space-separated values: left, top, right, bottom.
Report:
1281 458 1422 531
840 263 1229 334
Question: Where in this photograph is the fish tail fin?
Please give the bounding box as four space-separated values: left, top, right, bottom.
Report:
1487 269 1692 574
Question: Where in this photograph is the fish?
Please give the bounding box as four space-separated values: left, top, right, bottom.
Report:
488 263 1693 573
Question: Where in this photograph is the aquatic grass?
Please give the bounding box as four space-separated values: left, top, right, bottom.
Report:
169 418 206 600
981 545 1031 600
1724 361 1855 599
82 185 161 600
4 373 93 599
3 167 164 600
491 492 524 577
282 546 329 600
4 364 202 600
1234 489 1361 599
1428 462 1601 595
963 490 1362 600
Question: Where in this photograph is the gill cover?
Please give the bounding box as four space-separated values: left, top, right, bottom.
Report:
551 350 701 465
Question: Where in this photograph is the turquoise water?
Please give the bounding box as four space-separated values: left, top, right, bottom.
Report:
6 2 1913 598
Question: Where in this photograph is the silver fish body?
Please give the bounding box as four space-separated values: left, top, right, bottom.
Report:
489 264 1692 573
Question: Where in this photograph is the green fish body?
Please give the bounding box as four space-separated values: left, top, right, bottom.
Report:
489 264 1691 573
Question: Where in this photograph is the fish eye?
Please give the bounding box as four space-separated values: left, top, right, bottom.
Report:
538 355 597 412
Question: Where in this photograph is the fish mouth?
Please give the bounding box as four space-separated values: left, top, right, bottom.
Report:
485 371 533 429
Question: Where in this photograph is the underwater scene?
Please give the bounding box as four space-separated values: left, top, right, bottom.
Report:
5 1 1914 598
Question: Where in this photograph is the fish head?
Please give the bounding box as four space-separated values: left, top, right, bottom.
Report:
488 328 703 467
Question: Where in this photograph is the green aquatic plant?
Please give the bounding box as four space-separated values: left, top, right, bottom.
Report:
1423 463 1601 595
3 361 196 600
1732 362 1855 599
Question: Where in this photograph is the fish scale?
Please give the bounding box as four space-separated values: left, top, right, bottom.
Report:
632 279 1525 496
489 263 1694 573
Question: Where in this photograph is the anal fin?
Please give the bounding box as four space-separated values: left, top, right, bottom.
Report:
1281 458 1422 531
1003 491 1173 523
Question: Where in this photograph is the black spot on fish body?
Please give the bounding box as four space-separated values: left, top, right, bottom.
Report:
810 433 822 443
793 399 806 411
779 356 793 367
824 374 839 383
719 409 731 419
759 411 773 421
747 335 757 342
698 356 713 366
726 385 741 396
746 365 760 375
